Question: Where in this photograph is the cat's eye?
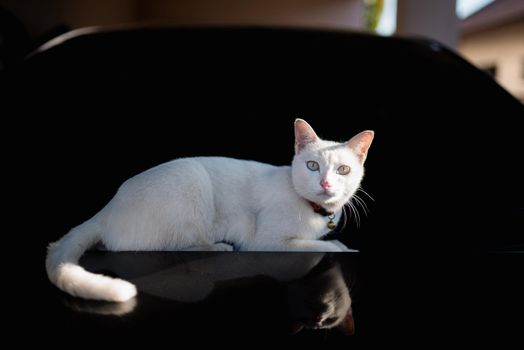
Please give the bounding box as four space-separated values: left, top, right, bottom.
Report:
337 165 351 175
306 161 320 171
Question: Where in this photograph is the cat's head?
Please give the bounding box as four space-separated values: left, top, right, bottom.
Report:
291 119 374 212
287 260 355 335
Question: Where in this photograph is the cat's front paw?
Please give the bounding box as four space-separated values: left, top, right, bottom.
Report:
211 243 234 251
330 240 358 252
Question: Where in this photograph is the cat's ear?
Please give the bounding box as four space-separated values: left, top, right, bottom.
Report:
338 310 355 335
346 130 374 163
294 119 318 153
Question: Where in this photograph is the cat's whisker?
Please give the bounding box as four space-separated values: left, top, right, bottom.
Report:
341 205 348 231
351 195 363 212
357 187 375 201
356 202 362 227
352 194 369 217
353 201 361 227
354 202 361 228
346 201 360 228
354 193 369 211
343 203 355 226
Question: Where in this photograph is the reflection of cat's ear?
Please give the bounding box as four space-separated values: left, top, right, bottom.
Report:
339 311 355 335
290 322 305 335
294 119 318 153
346 130 374 163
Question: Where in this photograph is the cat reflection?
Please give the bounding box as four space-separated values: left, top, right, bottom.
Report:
62 295 137 316
63 252 355 334
287 257 354 335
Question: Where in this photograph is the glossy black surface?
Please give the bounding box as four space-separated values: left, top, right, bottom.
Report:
29 252 524 344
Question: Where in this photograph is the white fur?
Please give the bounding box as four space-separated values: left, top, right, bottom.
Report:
46 120 373 302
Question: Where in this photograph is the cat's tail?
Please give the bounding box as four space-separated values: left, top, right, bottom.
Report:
45 220 137 302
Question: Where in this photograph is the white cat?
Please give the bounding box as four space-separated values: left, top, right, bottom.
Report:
46 119 373 302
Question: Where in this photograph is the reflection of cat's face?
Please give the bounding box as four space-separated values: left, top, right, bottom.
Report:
288 261 354 334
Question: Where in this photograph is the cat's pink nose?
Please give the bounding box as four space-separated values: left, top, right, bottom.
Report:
320 179 331 190
320 180 330 190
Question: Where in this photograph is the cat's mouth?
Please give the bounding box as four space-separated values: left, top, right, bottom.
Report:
317 190 336 198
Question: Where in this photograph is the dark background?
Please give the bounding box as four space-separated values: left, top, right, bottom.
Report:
6 26 523 251
2 26 523 343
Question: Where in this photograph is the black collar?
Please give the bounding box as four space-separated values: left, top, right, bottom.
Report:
308 201 334 217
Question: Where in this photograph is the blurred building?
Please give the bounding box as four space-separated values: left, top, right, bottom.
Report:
2 0 522 101
0 0 366 37
458 0 524 101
